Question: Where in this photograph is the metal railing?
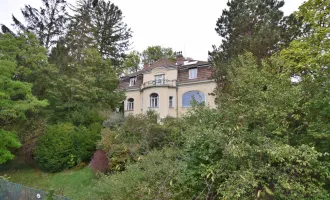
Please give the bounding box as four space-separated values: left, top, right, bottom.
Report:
0 178 70 200
141 79 177 89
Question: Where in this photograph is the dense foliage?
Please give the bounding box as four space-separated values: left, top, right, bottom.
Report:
90 0 330 199
141 46 176 64
93 148 180 200
0 0 127 170
122 45 176 75
1 0 330 199
0 33 48 164
0 130 21 164
173 55 330 199
98 111 183 172
35 123 101 172
11 0 69 49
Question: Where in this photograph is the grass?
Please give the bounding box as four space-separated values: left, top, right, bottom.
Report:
0 166 97 200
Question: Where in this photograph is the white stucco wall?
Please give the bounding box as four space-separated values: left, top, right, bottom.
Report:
141 86 177 118
143 67 177 83
124 89 142 116
177 81 217 117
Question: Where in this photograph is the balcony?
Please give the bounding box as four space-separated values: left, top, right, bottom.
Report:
141 79 177 90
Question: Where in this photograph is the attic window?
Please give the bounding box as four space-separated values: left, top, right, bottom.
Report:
189 68 197 79
129 77 137 86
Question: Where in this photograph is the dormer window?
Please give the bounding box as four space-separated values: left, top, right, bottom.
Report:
129 77 137 86
189 68 198 79
154 74 165 85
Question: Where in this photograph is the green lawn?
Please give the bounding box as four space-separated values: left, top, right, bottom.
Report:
0 167 97 200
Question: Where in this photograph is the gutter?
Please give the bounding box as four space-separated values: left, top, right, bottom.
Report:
176 85 179 118
177 79 215 86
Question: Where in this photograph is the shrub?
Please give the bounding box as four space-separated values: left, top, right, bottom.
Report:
67 107 103 126
18 117 46 163
176 106 330 199
98 128 140 172
144 124 169 149
92 148 180 200
0 129 22 164
162 116 186 147
74 123 102 162
35 123 101 172
98 112 183 172
90 150 109 173
102 112 125 129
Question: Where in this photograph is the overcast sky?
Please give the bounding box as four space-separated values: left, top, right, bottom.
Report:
0 0 306 60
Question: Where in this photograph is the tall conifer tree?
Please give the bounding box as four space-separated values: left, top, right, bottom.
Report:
10 0 69 49
210 0 299 92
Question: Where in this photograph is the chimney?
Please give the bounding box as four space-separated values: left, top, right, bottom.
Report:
143 63 150 70
175 51 184 65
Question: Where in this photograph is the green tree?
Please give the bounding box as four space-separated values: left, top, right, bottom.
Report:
280 0 330 74
176 54 329 199
210 0 299 93
279 0 330 162
35 123 101 172
0 37 48 163
122 50 141 73
0 130 21 164
93 0 132 66
213 0 285 60
66 0 132 67
0 33 54 98
66 0 95 62
46 48 124 123
8 0 69 49
141 46 175 64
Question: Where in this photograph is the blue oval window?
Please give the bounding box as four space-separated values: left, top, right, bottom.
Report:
182 91 205 107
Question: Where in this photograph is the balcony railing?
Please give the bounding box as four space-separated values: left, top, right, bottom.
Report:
141 79 177 89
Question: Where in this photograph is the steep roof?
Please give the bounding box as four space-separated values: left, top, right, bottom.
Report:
121 58 176 78
177 60 209 69
143 58 176 71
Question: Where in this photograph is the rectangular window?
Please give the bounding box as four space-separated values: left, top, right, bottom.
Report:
189 68 198 79
154 74 165 85
127 99 134 110
169 96 173 108
129 77 137 86
150 94 159 108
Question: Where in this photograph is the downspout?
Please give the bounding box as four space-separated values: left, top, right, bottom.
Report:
176 80 179 118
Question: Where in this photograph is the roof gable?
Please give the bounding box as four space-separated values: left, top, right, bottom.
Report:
143 59 176 71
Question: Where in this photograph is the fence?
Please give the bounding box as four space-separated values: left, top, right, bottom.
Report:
0 178 70 200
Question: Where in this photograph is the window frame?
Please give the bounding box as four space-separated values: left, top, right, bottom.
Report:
154 74 165 85
150 93 159 108
182 91 205 107
127 98 134 110
188 68 198 79
129 77 137 86
169 96 174 108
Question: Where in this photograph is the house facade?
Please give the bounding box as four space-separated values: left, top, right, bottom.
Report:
118 53 217 119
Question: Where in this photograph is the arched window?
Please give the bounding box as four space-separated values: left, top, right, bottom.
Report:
182 91 205 107
150 93 159 108
127 98 134 110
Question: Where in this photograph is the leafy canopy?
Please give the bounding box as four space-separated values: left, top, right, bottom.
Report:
141 46 175 64
0 33 48 164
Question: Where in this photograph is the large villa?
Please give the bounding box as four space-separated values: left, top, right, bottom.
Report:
118 52 217 120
